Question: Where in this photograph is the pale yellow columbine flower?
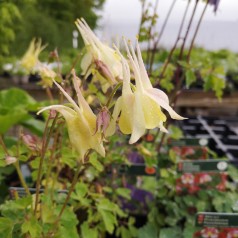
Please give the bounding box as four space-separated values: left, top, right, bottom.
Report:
107 40 186 144
20 38 46 72
37 64 57 88
37 71 105 160
75 19 122 91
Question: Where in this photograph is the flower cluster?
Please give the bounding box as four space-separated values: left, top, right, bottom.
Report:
176 172 227 195
37 18 185 160
194 227 238 238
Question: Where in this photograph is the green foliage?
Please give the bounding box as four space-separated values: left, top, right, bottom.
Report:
9 0 105 57
0 217 14 238
160 227 182 238
159 63 175 92
0 2 21 55
0 88 38 134
138 222 158 238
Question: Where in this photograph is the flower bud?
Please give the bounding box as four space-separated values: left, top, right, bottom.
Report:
22 134 39 151
95 107 111 137
6 156 17 165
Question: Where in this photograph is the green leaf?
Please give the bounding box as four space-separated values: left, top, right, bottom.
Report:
138 223 158 238
89 153 103 172
71 182 88 201
21 217 42 238
160 227 182 238
97 198 116 211
185 69 196 88
0 88 37 133
183 225 198 237
168 125 183 140
22 118 45 136
0 217 14 238
81 222 98 238
121 226 132 238
0 158 6 167
116 188 131 200
0 196 32 222
0 108 30 134
160 168 169 178
228 165 238 182
98 209 117 234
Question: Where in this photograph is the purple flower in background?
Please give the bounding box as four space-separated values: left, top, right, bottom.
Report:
208 0 220 13
120 184 154 213
127 151 144 164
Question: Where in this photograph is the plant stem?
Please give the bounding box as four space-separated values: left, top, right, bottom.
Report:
179 0 199 60
44 114 60 195
0 135 9 155
45 87 54 102
0 135 31 196
34 116 51 214
106 82 123 108
14 162 31 196
159 0 191 80
187 1 209 62
149 0 177 73
57 164 82 219
145 0 159 69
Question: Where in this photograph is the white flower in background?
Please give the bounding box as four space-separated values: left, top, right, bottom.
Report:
181 173 194 185
6 156 17 165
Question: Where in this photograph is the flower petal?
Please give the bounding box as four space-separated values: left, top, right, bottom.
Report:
129 91 146 144
106 97 122 137
146 88 187 120
141 94 166 129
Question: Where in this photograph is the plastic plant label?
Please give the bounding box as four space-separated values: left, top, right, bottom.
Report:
177 160 229 173
168 138 208 146
118 164 157 176
195 212 238 227
9 187 68 199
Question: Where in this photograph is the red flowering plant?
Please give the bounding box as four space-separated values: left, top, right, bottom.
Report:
176 172 227 195
194 227 238 238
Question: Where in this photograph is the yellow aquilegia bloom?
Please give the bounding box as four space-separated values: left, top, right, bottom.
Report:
21 38 46 72
37 70 105 160
107 40 186 144
75 18 122 91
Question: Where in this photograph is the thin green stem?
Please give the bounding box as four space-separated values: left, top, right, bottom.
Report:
0 135 31 197
187 1 209 62
57 165 82 219
14 162 31 196
44 114 60 195
106 82 123 108
34 116 51 214
0 135 9 155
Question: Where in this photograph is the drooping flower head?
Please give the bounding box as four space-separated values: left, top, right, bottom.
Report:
106 39 186 144
37 70 105 160
75 18 123 91
20 38 46 72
